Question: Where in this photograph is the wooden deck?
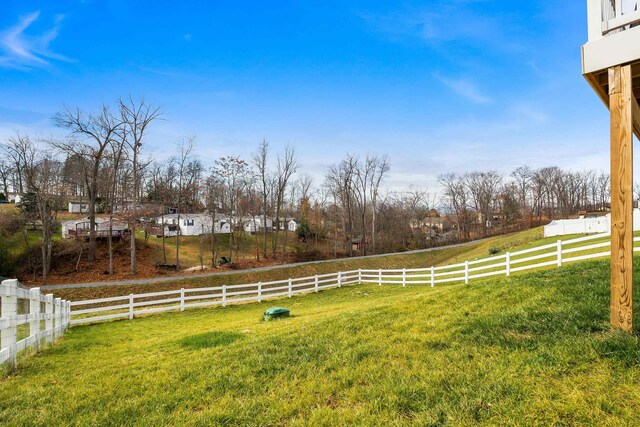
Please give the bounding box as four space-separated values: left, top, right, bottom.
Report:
68 229 130 239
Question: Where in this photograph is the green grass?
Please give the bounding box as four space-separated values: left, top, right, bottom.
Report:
2 258 640 425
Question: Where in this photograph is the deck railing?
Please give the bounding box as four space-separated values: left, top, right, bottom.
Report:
69 232 633 326
590 0 640 38
0 279 71 369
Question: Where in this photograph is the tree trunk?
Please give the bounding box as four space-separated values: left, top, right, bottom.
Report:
108 217 114 275
199 231 204 270
176 212 181 270
130 149 138 275
262 196 268 259
228 212 233 267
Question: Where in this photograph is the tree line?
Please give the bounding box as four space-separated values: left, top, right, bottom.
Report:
439 166 613 241
0 97 621 285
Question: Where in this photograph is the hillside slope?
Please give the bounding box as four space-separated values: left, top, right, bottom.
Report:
51 228 553 301
2 258 639 425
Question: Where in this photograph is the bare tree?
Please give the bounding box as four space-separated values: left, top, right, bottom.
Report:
0 158 12 198
204 173 223 267
252 140 271 259
103 135 126 275
147 162 177 263
18 137 63 285
439 173 471 242
119 96 161 275
466 171 502 237
325 156 357 256
3 132 34 194
511 166 532 225
368 155 389 254
272 145 297 258
174 138 195 270
214 155 251 267
297 173 314 202
53 105 123 262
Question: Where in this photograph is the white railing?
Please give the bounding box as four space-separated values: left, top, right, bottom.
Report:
70 270 360 325
0 279 71 370
70 232 632 326
589 0 640 39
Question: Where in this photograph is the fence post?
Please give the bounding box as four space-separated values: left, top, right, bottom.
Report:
222 285 227 307
464 261 469 284
66 301 71 331
431 266 435 287
45 294 53 344
557 240 563 267
62 300 67 332
505 252 511 277
29 287 41 349
402 268 406 287
288 278 292 298
128 294 134 320
54 298 62 338
258 282 262 303
1 279 18 369
378 269 382 286
358 269 362 283
315 275 319 292
180 288 185 312
338 272 342 288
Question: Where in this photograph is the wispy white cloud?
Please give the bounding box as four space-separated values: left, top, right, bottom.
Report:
357 3 525 53
434 73 492 105
0 11 72 69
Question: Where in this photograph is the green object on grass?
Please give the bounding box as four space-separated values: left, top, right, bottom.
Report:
263 307 290 321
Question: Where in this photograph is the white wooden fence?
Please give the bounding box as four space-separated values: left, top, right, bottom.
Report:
0 279 71 369
70 232 637 326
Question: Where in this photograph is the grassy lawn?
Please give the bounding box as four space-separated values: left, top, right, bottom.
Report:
2 258 640 425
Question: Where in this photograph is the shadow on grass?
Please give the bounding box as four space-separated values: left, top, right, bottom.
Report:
454 260 640 369
179 331 244 350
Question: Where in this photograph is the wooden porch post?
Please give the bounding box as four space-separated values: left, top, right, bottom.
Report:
609 64 634 332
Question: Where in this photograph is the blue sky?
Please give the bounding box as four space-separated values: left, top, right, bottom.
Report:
0 1 627 191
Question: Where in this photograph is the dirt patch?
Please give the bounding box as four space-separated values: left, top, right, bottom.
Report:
18 239 288 286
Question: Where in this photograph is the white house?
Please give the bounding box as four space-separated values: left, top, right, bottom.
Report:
6 193 22 204
242 216 273 234
155 213 231 237
544 209 640 237
68 201 90 214
276 218 298 232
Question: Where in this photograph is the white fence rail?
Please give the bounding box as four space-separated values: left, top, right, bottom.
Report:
70 270 361 325
1 279 71 369
70 232 633 326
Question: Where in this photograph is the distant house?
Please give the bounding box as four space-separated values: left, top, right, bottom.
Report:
152 213 231 237
6 193 22 204
242 216 273 234
410 217 452 234
113 202 136 213
277 218 298 232
68 201 90 214
61 217 129 239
